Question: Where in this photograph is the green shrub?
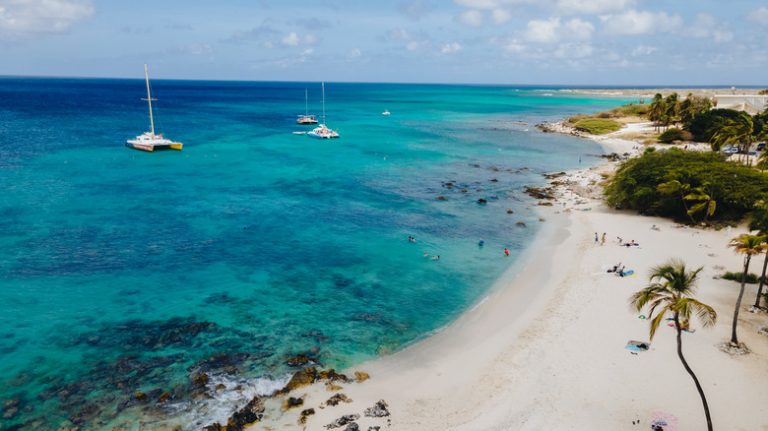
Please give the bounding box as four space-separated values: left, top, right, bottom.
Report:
573 118 623 135
658 128 694 143
686 109 746 142
611 103 650 117
605 148 768 221
721 272 763 284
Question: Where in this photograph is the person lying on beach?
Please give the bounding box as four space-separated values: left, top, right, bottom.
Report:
617 236 623 245
607 262 622 273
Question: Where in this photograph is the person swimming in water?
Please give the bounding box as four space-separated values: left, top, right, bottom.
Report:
504 247 510 257
478 240 485 247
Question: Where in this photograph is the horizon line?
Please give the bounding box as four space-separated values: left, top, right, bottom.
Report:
0 73 766 89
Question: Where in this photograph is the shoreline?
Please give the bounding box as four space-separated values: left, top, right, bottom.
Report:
249 123 768 431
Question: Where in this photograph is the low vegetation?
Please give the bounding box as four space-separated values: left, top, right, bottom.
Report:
721 271 763 284
571 117 622 135
658 128 693 144
605 149 768 222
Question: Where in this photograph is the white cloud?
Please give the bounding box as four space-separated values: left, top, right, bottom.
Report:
565 18 594 41
177 43 213 56
492 9 512 24
713 29 733 43
440 41 462 54
600 10 682 35
454 0 506 9
348 48 362 58
458 9 484 26
631 45 657 56
281 31 317 47
501 37 526 54
748 7 768 24
554 43 594 59
556 0 634 15
525 17 593 44
525 17 560 43
689 14 733 43
282 32 300 46
0 0 93 36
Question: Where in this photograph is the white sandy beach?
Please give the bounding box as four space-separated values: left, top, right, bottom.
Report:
253 135 768 431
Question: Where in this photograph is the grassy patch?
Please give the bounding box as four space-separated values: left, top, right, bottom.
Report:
572 118 623 135
722 272 764 284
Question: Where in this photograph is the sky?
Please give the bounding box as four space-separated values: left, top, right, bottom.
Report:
0 0 767 85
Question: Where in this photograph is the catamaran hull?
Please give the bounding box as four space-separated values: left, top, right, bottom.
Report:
125 142 183 152
306 132 338 139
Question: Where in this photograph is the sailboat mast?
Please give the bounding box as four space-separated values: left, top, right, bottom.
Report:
144 64 156 137
305 88 308 116
321 82 326 125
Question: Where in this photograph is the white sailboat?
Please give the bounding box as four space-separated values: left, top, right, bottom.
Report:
296 88 318 125
126 64 183 152
382 109 391 116
307 82 339 139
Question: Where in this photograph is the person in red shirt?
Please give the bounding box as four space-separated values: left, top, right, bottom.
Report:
504 248 510 257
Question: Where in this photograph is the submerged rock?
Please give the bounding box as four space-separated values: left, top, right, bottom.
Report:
364 400 390 418
285 354 317 367
524 186 555 200
477 198 488 205
325 414 360 429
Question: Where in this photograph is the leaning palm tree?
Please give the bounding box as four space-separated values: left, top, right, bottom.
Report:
749 200 768 308
630 259 717 431
727 234 766 345
711 114 754 163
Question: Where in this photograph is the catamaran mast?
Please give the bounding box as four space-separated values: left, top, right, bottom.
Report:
321 82 326 125
305 88 309 116
143 64 156 138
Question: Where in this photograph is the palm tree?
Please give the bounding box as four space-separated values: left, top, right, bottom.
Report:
748 200 768 308
711 114 755 162
630 259 717 431
663 92 680 129
684 183 717 224
727 234 766 345
657 180 716 224
649 93 665 131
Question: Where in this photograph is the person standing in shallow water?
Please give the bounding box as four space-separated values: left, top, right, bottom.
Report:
504 248 510 256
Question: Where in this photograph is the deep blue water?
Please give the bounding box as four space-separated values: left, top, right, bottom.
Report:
0 78 628 430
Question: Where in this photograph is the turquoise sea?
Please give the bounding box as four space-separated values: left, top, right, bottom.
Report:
0 79 629 430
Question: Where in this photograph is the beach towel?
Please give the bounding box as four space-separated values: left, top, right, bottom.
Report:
650 411 679 430
625 340 650 352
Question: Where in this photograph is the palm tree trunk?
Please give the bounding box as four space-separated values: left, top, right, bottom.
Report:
731 256 750 345
674 313 713 431
755 252 768 308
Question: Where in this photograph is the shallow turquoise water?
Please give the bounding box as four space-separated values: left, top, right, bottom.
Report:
0 79 629 429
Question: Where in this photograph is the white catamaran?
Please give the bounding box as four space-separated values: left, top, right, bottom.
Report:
296 88 318 125
126 64 183 152
307 82 339 139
